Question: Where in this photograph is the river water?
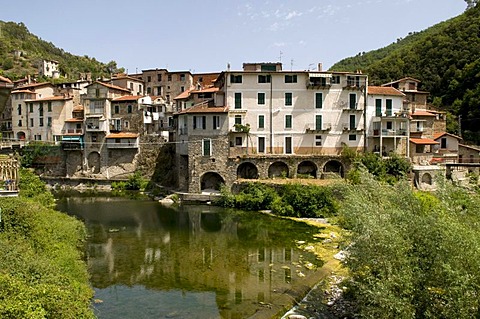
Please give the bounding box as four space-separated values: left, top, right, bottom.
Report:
56 195 326 319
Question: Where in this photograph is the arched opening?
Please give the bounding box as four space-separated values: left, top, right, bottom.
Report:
421 172 432 185
268 161 289 178
322 160 344 178
201 212 222 232
87 152 101 174
16 131 26 140
237 162 259 179
297 161 317 178
200 172 225 192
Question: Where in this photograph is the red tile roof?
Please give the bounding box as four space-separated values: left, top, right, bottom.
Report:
410 138 439 145
65 118 83 123
112 95 143 102
411 110 436 117
25 95 72 102
11 89 35 94
191 87 219 94
0 75 12 83
433 132 462 141
368 86 404 96
177 104 228 114
73 105 84 112
173 90 191 100
17 82 54 89
458 143 480 152
88 81 131 92
106 132 139 139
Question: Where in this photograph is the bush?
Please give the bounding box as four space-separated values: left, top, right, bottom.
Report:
125 171 148 191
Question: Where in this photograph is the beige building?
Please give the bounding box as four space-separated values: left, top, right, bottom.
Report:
109 75 144 96
38 59 60 78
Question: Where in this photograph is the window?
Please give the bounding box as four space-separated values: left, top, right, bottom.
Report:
30 118 34 127
230 74 242 83
386 121 393 130
386 99 393 116
234 92 242 109
349 115 356 130
114 105 119 113
315 115 322 130
17 105 22 115
285 74 297 83
39 103 43 116
35 134 42 141
234 115 242 125
258 137 265 153
331 75 341 84
441 137 447 149
285 92 292 106
202 139 211 156
235 136 242 146
258 74 271 83
181 86 184 92
285 115 292 129
39 118 44 127
193 115 206 129
349 134 357 141
29 103 33 113
315 135 322 146
18 120 22 127
375 99 382 116
157 74 162 81
315 92 323 109
349 93 357 109
416 121 423 132
180 74 185 81
258 115 265 129
130 83 134 90
147 76 151 82
285 137 292 154
147 87 151 94
95 88 100 97
213 115 221 130
168 74 172 81
258 92 265 105
47 102 52 112
127 105 133 113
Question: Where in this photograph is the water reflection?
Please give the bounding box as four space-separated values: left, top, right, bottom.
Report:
56 197 324 319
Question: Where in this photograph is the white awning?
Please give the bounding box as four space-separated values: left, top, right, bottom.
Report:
309 73 332 78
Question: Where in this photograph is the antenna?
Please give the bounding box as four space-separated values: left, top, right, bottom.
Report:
290 59 294 71
278 51 283 62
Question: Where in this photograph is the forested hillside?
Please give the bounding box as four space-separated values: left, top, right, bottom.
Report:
0 21 122 81
331 4 480 143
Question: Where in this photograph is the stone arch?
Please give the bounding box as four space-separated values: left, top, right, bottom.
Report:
268 161 289 178
322 160 344 178
421 172 432 185
16 131 26 140
237 162 259 179
201 212 222 232
87 152 101 174
297 161 318 178
200 172 225 192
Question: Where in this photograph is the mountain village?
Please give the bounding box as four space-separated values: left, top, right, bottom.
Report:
1 59 479 194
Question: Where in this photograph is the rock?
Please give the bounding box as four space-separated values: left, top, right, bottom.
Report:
288 315 307 319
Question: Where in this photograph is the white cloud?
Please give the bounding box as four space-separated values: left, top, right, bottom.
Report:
273 42 286 47
286 11 303 20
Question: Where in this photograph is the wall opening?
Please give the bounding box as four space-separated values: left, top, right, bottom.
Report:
322 160 344 178
237 162 259 179
268 161 289 178
297 161 317 178
200 172 225 192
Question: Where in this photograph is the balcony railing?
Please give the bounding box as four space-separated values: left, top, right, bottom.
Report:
62 129 84 134
106 140 139 149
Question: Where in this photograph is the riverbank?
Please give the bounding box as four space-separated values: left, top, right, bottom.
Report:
0 169 94 318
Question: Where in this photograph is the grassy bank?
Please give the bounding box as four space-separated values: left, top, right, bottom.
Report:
0 169 94 318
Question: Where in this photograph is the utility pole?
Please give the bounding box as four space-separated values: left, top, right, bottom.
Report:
458 115 462 138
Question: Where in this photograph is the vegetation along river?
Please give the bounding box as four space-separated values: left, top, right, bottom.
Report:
56 195 327 319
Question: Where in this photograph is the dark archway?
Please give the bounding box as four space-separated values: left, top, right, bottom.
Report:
200 172 225 192
297 161 317 178
87 152 101 174
237 162 259 179
201 213 222 232
421 172 432 185
268 161 289 178
322 160 344 178
16 131 26 140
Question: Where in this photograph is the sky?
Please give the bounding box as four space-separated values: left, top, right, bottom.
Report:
1 0 467 74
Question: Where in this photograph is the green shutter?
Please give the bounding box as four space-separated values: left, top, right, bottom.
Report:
315 93 323 109
203 139 211 156
258 92 265 105
285 115 292 128
315 115 322 130
376 99 382 116
349 94 356 109
285 93 292 106
259 115 264 128
235 93 242 109
386 99 392 116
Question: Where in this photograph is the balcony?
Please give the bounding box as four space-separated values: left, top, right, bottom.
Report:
344 78 366 90
62 128 84 135
306 79 331 89
106 139 139 149
61 136 84 151
305 123 332 133
342 123 364 132
85 121 107 132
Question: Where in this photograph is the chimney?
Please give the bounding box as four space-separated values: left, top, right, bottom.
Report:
317 63 322 72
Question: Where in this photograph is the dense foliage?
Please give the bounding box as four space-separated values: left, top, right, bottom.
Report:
331 4 480 143
339 172 480 318
0 169 94 318
0 21 122 80
215 182 340 218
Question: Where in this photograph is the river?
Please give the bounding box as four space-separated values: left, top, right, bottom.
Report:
56 195 326 319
